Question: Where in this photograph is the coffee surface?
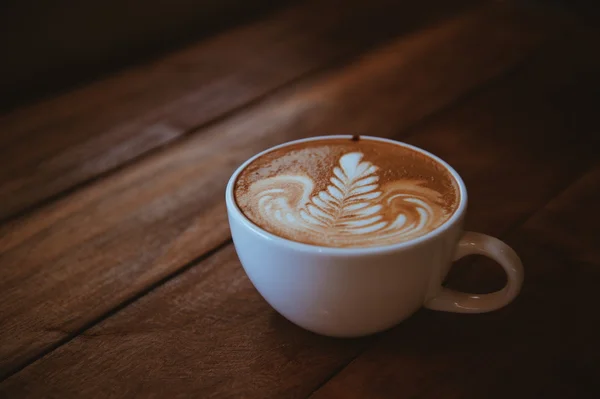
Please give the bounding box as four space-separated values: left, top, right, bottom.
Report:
234 138 460 248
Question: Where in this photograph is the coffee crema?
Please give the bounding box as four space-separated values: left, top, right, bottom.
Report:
234 138 460 248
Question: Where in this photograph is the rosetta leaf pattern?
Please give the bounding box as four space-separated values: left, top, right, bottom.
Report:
301 152 384 232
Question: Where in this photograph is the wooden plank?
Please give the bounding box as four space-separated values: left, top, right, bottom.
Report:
0 0 480 221
308 168 600 399
0 12 596 396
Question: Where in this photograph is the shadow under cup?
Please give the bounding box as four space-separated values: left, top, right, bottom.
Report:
225 135 523 337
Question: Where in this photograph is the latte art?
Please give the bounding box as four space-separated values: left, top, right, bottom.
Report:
249 152 445 246
235 138 459 248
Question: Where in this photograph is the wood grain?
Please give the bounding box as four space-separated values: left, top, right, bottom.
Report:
0 2 565 377
0 0 479 221
1 12 597 397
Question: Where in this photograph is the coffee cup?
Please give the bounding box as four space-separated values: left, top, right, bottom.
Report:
225 135 523 337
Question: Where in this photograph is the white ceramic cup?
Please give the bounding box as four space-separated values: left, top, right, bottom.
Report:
225 135 523 338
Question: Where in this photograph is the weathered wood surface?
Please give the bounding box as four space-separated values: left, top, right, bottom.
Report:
1 0 598 397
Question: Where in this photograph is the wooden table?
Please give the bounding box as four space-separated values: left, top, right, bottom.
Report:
1 1 599 397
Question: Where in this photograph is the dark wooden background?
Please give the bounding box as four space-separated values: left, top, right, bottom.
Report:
1 0 599 397
0 0 295 111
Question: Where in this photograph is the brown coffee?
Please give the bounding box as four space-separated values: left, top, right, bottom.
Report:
234 137 460 248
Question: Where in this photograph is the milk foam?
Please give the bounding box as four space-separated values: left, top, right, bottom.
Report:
236 144 457 248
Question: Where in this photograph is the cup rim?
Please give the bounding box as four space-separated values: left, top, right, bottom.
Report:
225 135 467 255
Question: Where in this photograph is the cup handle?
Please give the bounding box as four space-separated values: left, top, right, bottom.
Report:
424 231 524 313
